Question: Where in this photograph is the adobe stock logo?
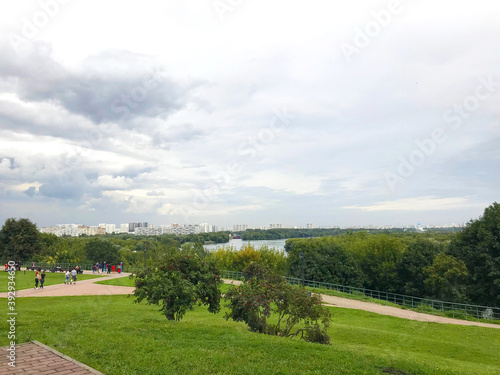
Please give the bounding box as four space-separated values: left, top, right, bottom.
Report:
213 0 244 21
385 75 500 191
339 0 413 63
7 0 71 52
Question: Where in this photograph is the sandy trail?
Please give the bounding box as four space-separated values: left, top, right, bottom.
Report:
1 275 497 329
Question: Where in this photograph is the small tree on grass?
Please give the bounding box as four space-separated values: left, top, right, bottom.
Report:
224 262 331 345
134 253 223 321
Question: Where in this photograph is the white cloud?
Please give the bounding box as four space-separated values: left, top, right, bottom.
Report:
241 171 324 195
95 175 133 189
343 196 483 212
0 1 498 227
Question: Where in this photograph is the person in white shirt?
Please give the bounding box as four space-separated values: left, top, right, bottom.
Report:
71 268 77 284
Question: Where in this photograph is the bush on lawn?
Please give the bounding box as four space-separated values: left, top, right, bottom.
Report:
224 262 331 344
134 253 223 321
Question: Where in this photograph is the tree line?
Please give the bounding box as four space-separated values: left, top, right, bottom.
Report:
0 222 229 269
241 227 461 241
1 202 498 307
285 203 500 308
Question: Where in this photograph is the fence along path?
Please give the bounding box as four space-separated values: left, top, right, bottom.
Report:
2 268 498 329
222 279 500 329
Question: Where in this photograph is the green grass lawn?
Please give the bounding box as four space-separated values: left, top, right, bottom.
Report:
1 295 498 374
96 277 234 295
95 275 135 287
96 277 499 324
0 271 105 292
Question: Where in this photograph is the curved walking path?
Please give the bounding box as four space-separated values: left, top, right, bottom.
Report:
0 271 135 298
1 274 497 329
222 279 500 329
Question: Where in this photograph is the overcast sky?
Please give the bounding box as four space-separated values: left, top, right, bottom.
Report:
0 0 499 228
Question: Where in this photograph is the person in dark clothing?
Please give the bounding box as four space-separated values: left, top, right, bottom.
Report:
34 271 40 289
40 271 46 289
107 263 112 274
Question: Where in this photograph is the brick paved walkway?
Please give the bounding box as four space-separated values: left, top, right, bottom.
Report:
0 341 103 374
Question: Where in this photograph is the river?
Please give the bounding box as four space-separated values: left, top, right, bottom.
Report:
204 238 288 251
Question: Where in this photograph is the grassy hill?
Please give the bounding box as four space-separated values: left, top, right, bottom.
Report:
1 295 498 374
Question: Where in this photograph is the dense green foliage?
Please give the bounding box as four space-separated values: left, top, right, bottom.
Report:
1 295 498 374
2 202 499 308
283 203 500 307
286 237 364 287
242 227 461 241
0 218 42 261
209 244 287 275
224 263 331 344
448 202 500 307
0 221 228 269
134 253 223 320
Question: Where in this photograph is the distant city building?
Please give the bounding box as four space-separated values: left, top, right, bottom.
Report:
199 223 212 233
306 223 315 229
233 224 248 232
269 224 283 229
99 223 118 234
128 222 148 233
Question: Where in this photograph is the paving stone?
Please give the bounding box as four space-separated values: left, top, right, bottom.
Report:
0 342 103 375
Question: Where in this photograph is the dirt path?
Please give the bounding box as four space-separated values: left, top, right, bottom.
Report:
222 279 499 329
0 271 135 298
1 275 497 329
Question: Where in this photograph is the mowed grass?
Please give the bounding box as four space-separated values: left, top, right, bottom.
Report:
1 296 498 375
96 277 236 296
0 271 105 292
95 275 135 287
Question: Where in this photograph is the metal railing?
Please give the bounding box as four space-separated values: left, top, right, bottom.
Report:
219 270 500 322
5 262 498 322
2 261 124 272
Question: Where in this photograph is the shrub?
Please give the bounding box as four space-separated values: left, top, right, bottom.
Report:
224 263 331 344
134 253 223 321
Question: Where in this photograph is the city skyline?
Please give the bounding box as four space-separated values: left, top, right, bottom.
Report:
1 1 499 229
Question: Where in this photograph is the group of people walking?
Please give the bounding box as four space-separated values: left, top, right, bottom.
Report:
65 268 78 284
34 270 46 289
93 262 122 274
34 267 79 289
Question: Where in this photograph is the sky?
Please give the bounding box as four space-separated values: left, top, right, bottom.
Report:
0 0 499 228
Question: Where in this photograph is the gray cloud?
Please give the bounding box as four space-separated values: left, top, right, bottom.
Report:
0 43 200 125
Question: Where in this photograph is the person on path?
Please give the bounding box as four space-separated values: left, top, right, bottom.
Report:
40 271 46 289
65 270 70 284
34 270 40 289
71 268 77 284
111 264 115 273
107 264 112 274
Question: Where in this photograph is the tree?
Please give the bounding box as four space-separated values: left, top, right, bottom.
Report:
423 254 468 302
134 253 223 321
45 238 86 264
0 218 42 261
85 238 120 264
396 238 444 297
286 237 364 287
355 234 405 292
225 263 331 344
448 202 500 306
